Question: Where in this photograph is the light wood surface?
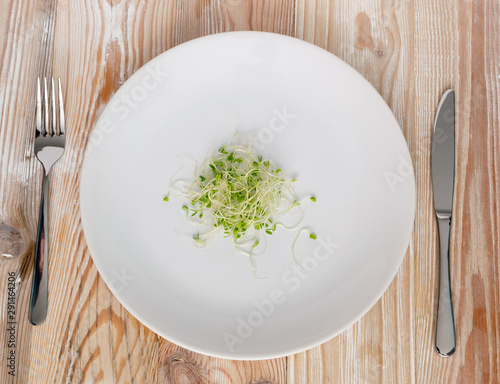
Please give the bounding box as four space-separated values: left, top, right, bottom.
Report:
0 0 498 383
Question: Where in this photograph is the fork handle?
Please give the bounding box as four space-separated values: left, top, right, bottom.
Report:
29 173 49 325
435 215 456 357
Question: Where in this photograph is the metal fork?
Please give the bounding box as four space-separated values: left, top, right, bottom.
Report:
29 77 66 325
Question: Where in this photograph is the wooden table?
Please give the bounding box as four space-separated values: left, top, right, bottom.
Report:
1 0 499 383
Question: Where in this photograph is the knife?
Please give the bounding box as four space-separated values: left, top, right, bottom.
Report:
431 89 456 357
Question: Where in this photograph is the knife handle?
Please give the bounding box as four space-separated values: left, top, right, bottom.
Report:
435 215 456 357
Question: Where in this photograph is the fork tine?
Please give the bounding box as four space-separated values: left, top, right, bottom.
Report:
58 78 65 135
36 77 43 135
43 78 50 136
51 78 57 136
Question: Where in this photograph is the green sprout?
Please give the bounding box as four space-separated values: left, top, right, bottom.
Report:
168 137 303 249
164 134 318 277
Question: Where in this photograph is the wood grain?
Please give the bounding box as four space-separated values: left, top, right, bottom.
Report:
291 1 415 383
0 0 58 383
0 0 498 383
157 1 294 383
25 0 168 382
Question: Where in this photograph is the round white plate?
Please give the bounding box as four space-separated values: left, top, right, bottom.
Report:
80 32 415 360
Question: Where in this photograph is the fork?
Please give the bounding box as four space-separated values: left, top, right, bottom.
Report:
29 77 66 325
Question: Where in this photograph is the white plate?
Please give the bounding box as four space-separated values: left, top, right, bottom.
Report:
80 32 415 360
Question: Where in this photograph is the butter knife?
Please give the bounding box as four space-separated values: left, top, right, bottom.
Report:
431 89 456 357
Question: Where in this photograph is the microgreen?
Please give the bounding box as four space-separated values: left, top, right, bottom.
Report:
168 137 303 249
164 134 318 277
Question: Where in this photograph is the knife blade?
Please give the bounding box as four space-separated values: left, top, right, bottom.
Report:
431 89 456 357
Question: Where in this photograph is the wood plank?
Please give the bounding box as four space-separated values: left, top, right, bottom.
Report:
413 0 500 382
456 0 500 381
156 1 295 383
23 0 177 382
411 0 461 382
291 0 415 383
0 0 58 383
